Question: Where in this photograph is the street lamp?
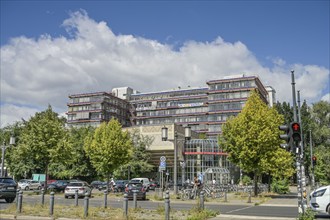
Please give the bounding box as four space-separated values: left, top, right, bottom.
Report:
161 126 191 195
1 136 16 177
180 160 186 188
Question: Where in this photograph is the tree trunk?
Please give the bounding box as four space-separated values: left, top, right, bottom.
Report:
44 165 48 190
254 172 258 196
268 174 271 193
106 173 110 193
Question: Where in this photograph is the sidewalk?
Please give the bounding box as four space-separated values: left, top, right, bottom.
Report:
208 190 298 220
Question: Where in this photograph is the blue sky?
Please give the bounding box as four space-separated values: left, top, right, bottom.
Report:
0 0 329 127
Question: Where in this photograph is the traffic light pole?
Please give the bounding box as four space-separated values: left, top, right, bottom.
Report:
297 91 307 212
291 71 306 214
309 130 315 190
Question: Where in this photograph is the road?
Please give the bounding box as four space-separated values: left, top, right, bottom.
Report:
1 192 329 219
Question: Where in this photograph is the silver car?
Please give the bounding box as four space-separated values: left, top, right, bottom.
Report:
64 181 92 198
18 179 42 191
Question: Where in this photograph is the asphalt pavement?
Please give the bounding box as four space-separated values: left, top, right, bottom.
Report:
1 187 329 220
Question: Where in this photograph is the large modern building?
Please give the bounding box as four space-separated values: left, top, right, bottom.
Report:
67 75 271 138
66 74 272 183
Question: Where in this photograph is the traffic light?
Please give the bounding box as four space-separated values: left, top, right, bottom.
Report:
291 122 301 142
312 156 317 166
279 124 291 151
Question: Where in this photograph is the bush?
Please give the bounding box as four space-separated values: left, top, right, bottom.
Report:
297 208 315 220
271 179 290 194
242 175 252 185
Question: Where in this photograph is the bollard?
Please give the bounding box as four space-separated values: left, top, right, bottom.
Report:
199 190 204 210
16 189 20 209
248 190 252 203
133 190 137 209
164 190 170 220
41 188 45 206
49 192 55 216
123 193 128 219
104 190 108 208
84 192 89 218
17 190 23 213
224 190 228 202
75 189 79 206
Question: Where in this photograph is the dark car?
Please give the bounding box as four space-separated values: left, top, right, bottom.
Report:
47 180 70 192
0 177 17 203
90 180 105 189
149 181 160 190
115 180 129 192
125 182 146 200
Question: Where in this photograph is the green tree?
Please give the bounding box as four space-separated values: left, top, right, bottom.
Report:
310 101 330 184
48 126 97 181
8 106 72 186
84 119 133 186
221 90 293 196
113 129 154 179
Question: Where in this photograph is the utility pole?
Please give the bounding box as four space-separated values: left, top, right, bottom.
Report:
297 90 307 212
309 130 315 190
291 70 305 214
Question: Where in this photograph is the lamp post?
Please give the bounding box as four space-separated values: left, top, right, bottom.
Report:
180 160 186 188
1 136 16 177
162 126 191 195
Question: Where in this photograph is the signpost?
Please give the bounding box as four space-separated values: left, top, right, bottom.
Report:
159 156 166 190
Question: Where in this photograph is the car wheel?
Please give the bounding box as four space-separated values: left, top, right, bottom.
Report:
327 204 330 215
25 186 29 191
64 195 68 199
5 198 15 203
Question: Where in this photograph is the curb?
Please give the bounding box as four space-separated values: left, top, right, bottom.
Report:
209 214 296 220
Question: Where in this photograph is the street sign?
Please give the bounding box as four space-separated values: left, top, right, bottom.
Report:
160 156 166 162
160 161 166 167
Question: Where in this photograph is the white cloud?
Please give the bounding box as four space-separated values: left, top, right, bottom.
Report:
0 104 39 128
321 93 330 102
1 10 329 127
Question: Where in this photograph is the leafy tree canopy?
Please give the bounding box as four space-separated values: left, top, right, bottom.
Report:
8 106 72 182
84 119 133 179
221 90 294 195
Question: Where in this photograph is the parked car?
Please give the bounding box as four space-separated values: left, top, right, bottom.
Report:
18 179 42 191
130 178 150 191
309 185 330 214
149 181 160 190
0 177 17 203
115 180 129 192
125 182 146 200
64 181 92 198
47 180 70 192
90 180 106 189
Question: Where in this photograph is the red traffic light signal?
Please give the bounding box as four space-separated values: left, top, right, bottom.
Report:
292 123 300 132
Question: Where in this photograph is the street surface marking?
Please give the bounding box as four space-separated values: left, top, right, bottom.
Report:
225 206 253 214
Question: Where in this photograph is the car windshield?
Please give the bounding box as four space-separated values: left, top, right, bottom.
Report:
0 178 16 184
128 183 143 188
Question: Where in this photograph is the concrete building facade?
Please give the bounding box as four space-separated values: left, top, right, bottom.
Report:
67 91 130 128
130 75 269 138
